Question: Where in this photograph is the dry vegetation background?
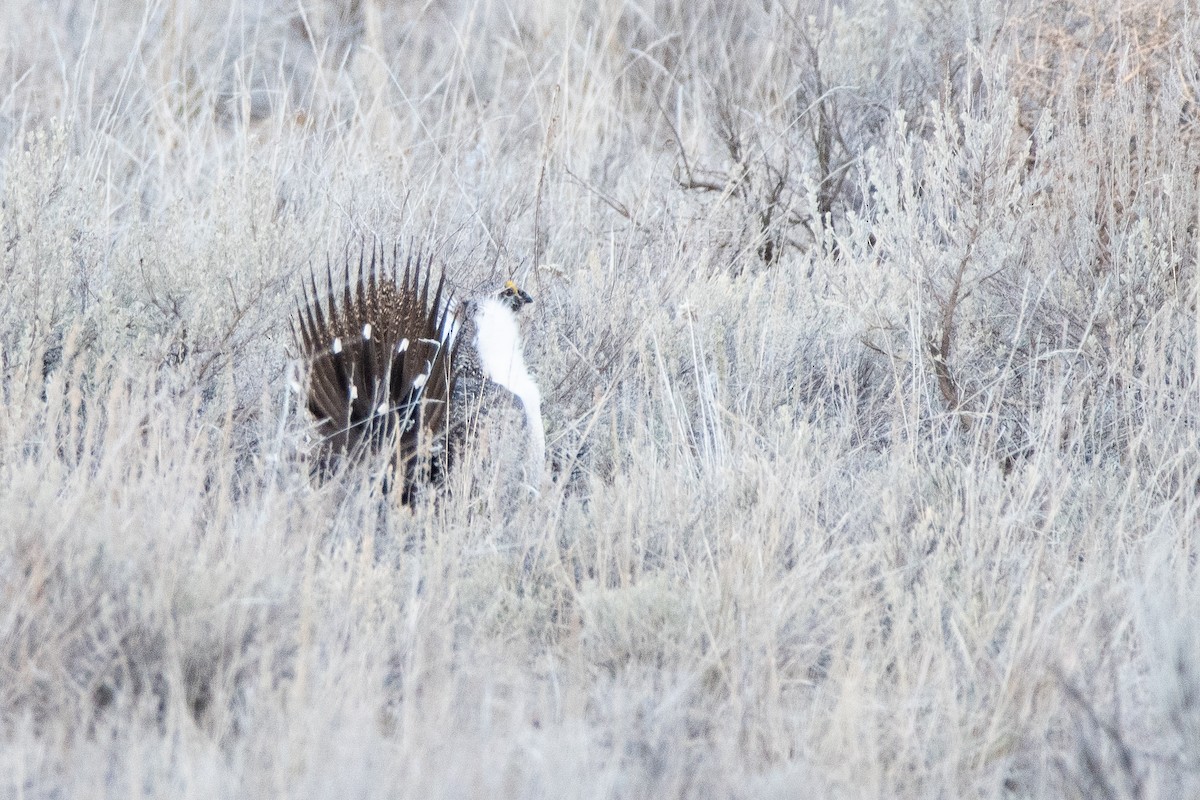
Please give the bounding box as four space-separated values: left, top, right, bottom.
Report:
3 0 1200 796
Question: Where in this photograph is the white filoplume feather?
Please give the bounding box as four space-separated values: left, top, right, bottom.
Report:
469 297 545 487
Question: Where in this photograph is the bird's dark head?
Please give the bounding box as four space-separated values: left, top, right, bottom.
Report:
499 280 533 312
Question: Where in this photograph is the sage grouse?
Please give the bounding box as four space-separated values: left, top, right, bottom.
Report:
294 244 544 500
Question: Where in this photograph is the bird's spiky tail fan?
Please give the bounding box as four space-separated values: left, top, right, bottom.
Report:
294 243 458 499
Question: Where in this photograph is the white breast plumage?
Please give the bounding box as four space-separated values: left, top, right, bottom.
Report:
472 297 545 488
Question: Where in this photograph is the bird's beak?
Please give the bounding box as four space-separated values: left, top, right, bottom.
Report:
518 288 533 306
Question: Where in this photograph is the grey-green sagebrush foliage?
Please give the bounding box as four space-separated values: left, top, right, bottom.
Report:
2 0 1200 797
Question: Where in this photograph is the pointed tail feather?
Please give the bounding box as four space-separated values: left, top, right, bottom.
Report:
295 245 458 496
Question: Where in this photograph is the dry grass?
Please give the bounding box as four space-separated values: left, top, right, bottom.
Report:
3 0 1200 797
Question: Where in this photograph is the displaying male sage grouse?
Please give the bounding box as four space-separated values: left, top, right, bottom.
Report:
293 243 544 502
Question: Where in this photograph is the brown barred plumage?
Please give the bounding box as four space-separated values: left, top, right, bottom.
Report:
294 244 459 498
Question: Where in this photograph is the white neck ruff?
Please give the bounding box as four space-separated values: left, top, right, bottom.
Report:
472 298 545 487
